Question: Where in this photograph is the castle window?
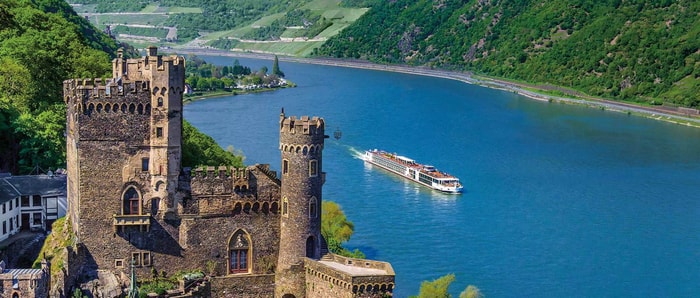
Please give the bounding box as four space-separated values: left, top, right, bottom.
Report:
142 158 149 172
156 127 163 138
151 198 160 215
228 230 250 274
283 159 289 175
306 236 316 258
123 187 140 215
142 252 152 267
157 97 163 107
282 197 289 216
309 197 317 219
132 252 142 267
309 160 318 177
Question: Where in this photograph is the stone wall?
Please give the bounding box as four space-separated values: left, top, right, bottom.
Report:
304 256 394 298
0 260 50 298
209 274 275 298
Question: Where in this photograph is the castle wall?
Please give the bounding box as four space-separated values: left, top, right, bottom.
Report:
304 257 395 298
209 274 275 298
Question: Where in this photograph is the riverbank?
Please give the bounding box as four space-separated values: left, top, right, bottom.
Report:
183 84 295 104
169 47 700 128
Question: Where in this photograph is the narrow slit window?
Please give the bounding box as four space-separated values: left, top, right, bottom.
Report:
309 160 318 177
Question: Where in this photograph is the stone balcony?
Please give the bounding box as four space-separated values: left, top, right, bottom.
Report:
113 213 151 232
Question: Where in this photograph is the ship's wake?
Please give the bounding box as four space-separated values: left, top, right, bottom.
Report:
348 146 365 160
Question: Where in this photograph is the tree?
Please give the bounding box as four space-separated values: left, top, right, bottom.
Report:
272 55 285 77
459 285 483 298
181 120 244 168
411 273 455 298
257 66 268 77
321 201 364 258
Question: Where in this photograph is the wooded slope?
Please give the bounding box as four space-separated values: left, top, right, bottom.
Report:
315 0 700 107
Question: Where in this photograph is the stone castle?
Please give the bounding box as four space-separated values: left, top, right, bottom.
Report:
62 47 394 297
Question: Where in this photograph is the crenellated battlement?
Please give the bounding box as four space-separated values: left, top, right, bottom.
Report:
279 109 325 136
64 78 150 97
190 164 279 195
191 166 250 179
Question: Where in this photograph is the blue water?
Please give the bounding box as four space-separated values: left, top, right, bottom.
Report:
184 56 700 297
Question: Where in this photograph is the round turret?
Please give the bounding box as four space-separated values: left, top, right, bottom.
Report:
276 108 327 297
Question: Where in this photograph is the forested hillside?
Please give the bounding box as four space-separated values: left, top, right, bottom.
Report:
0 0 119 174
0 0 242 174
315 0 700 107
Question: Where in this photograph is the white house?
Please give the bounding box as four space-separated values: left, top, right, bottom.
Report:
0 175 21 242
0 173 66 242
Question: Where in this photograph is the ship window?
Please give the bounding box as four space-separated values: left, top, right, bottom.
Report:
229 230 250 274
309 160 318 177
283 159 289 175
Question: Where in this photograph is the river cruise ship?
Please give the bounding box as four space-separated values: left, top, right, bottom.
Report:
363 149 463 194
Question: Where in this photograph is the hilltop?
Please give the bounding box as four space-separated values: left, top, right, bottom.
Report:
315 0 700 107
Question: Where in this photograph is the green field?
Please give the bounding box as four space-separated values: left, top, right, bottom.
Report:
234 40 326 57
87 14 169 27
140 4 158 13
168 7 203 14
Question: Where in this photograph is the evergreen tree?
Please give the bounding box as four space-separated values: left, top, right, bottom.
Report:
272 55 285 77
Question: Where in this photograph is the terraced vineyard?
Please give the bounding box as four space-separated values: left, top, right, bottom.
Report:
67 0 368 56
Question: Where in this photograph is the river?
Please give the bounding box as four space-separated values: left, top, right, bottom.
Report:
183 55 700 297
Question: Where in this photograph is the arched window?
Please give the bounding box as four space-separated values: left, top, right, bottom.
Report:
229 230 250 274
13 293 19 298
123 187 140 215
157 97 163 107
309 197 317 219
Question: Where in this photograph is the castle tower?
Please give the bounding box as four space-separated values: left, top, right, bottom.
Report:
276 109 327 297
63 47 185 268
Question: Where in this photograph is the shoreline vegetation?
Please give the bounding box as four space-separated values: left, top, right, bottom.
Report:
183 83 296 104
168 48 700 128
